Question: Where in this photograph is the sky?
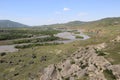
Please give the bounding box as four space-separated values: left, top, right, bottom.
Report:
0 0 120 26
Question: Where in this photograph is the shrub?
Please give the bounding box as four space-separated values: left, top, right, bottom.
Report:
0 52 6 56
15 43 61 49
70 60 75 64
104 69 116 80
75 36 84 39
13 36 59 44
81 63 88 69
64 77 70 80
95 49 106 56
58 68 62 72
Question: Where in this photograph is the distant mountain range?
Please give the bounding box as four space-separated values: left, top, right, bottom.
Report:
36 17 120 28
0 20 29 28
1 17 120 28
36 21 86 28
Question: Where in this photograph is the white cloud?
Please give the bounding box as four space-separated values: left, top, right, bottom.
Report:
63 8 71 11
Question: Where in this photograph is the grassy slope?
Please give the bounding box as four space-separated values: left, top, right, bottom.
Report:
0 17 120 80
81 25 120 65
0 43 79 80
61 18 120 80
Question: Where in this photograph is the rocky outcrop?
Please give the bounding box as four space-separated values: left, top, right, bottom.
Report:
107 65 120 80
93 43 107 50
111 36 120 42
40 46 120 80
40 64 56 80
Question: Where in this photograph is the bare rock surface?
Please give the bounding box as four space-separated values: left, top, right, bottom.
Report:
40 44 120 80
107 65 120 80
111 36 120 42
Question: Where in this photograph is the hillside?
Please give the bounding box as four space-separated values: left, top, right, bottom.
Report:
0 20 29 28
0 17 120 80
33 17 120 30
77 17 120 28
35 21 86 28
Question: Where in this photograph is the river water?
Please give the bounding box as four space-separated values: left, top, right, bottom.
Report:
54 30 90 43
0 30 90 53
0 45 18 53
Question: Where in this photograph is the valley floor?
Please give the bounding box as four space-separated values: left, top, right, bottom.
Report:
0 23 120 80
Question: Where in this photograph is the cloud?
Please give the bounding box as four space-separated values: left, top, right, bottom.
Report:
55 8 71 15
63 8 71 11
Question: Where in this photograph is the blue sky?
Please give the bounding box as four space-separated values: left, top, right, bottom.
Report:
0 0 120 25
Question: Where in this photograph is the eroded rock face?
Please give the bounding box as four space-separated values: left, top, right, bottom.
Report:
40 46 120 80
111 36 120 42
93 43 107 50
40 64 56 80
108 65 120 80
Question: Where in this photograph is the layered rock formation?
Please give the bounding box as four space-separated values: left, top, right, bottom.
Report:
40 45 120 80
111 36 120 42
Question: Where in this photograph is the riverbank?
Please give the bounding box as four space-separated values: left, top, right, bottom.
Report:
0 29 90 53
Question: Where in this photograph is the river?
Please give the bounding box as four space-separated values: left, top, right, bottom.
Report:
0 30 90 53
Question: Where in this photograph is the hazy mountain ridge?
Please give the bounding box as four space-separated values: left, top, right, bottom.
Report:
34 17 120 28
86 17 120 27
1 17 120 28
0 20 29 28
65 17 120 27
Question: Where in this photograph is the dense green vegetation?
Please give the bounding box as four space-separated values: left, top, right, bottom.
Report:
15 43 61 49
13 36 59 44
0 20 28 28
0 33 32 40
38 29 61 35
0 28 60 41
103 69 116 80
95 49 106 56
0 29 33 40
75 36 84 39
